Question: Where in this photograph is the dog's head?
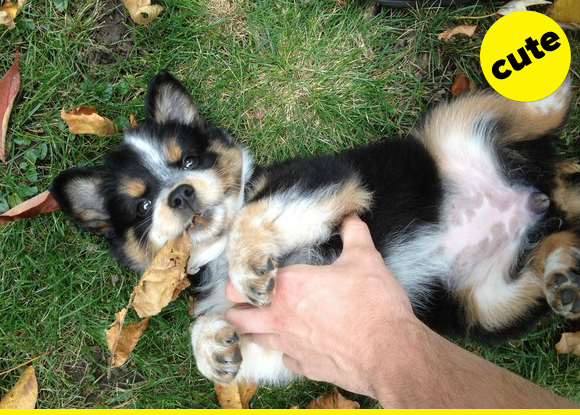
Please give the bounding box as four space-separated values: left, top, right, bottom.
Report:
51 72 251 270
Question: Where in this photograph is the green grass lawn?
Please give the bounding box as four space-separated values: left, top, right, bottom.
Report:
1 0 579 408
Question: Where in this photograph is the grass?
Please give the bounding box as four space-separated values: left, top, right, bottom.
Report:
0 0 579 408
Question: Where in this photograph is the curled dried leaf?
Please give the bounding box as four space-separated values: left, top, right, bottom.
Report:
214 380 258 409
438 25 476 41
555 331 580 356
129 113 138 127
122 0 163 25
0 0 25 29
61 107 117 136
307 389 360 409
105 308 151 368
0 50 20 161
0 190 60 226
132 232 192 318
0 366 37 409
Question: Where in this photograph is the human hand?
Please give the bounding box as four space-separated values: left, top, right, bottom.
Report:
225 215 424 399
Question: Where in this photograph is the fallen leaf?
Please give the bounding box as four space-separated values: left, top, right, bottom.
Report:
555 331 580 356
214 380 258 409
0 366 37 409
438 25 477 41
307 389 360 409
497 0 551 15
451 74 475 97
0 190 60 226
122 0 163 25
105 308 151 367
548 0 580 24
132 232 192 318
0 51 20 162
0 0 26 29
129 113 138 127
61 107 117 137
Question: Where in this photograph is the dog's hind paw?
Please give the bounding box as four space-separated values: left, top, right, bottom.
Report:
543 247 580 319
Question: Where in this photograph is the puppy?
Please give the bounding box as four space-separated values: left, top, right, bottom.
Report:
51 72 580 386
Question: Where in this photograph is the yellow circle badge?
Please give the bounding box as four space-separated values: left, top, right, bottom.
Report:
480 11 571 102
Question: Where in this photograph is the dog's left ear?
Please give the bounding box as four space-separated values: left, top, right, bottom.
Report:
145 71 204 126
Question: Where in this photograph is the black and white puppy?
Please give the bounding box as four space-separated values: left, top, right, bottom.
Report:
51 72 580 385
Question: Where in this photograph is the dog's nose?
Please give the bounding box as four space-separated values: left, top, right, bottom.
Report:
168 184 195 209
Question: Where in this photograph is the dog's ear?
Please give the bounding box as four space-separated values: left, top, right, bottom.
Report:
145 71 204 126
50 167 115 238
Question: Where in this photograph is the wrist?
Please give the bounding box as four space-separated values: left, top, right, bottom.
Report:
367 320 448 408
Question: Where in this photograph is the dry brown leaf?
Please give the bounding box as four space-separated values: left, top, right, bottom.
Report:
497 0 551 15
0 51 20 162
0 190 60 226
105 308 151 367
451 74 475 97
0 0 25 29
548 0 580 24
0 366 37 409
61 107 117 137
438 25 476 41
214 380 258 409
132 232 192 318
555 331 580 356
307 389 360 409
129 113 138 127
122 0 163 25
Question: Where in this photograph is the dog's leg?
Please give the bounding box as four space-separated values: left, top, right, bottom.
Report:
531 231 580 318
190 314 242 385
457 231 580 337
190 314 296 384
228 178 371 306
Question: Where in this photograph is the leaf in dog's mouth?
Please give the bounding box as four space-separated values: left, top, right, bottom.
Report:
190 214 208 229
105 232 192 368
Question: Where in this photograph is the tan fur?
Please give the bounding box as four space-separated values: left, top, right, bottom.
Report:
124 228 156 268
120 178 146 198
461 231 580 330
552 160 580 221
164 138 182 164
209 141 243 194
461 272 544 331
531 231 580 277
416 85 571 164
248 174 268 199
228 177 372 305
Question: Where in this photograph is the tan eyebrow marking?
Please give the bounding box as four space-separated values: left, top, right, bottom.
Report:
165 138 182 164
121 178 146 198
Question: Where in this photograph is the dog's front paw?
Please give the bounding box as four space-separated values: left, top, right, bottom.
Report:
230 257 277 306
543 247 580 318
190 315 242 384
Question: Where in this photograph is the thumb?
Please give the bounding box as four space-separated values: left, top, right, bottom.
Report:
339 215 375 252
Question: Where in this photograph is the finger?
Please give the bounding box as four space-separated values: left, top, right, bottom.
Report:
225 306 273 334
225 281 248 303
282 354 304 375
250 333 282 351
339 214 375 251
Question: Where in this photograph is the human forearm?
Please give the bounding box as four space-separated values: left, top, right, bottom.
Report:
371 324 579 409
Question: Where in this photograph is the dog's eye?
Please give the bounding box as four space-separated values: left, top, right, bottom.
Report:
182 155 199 170
137 199 152 217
